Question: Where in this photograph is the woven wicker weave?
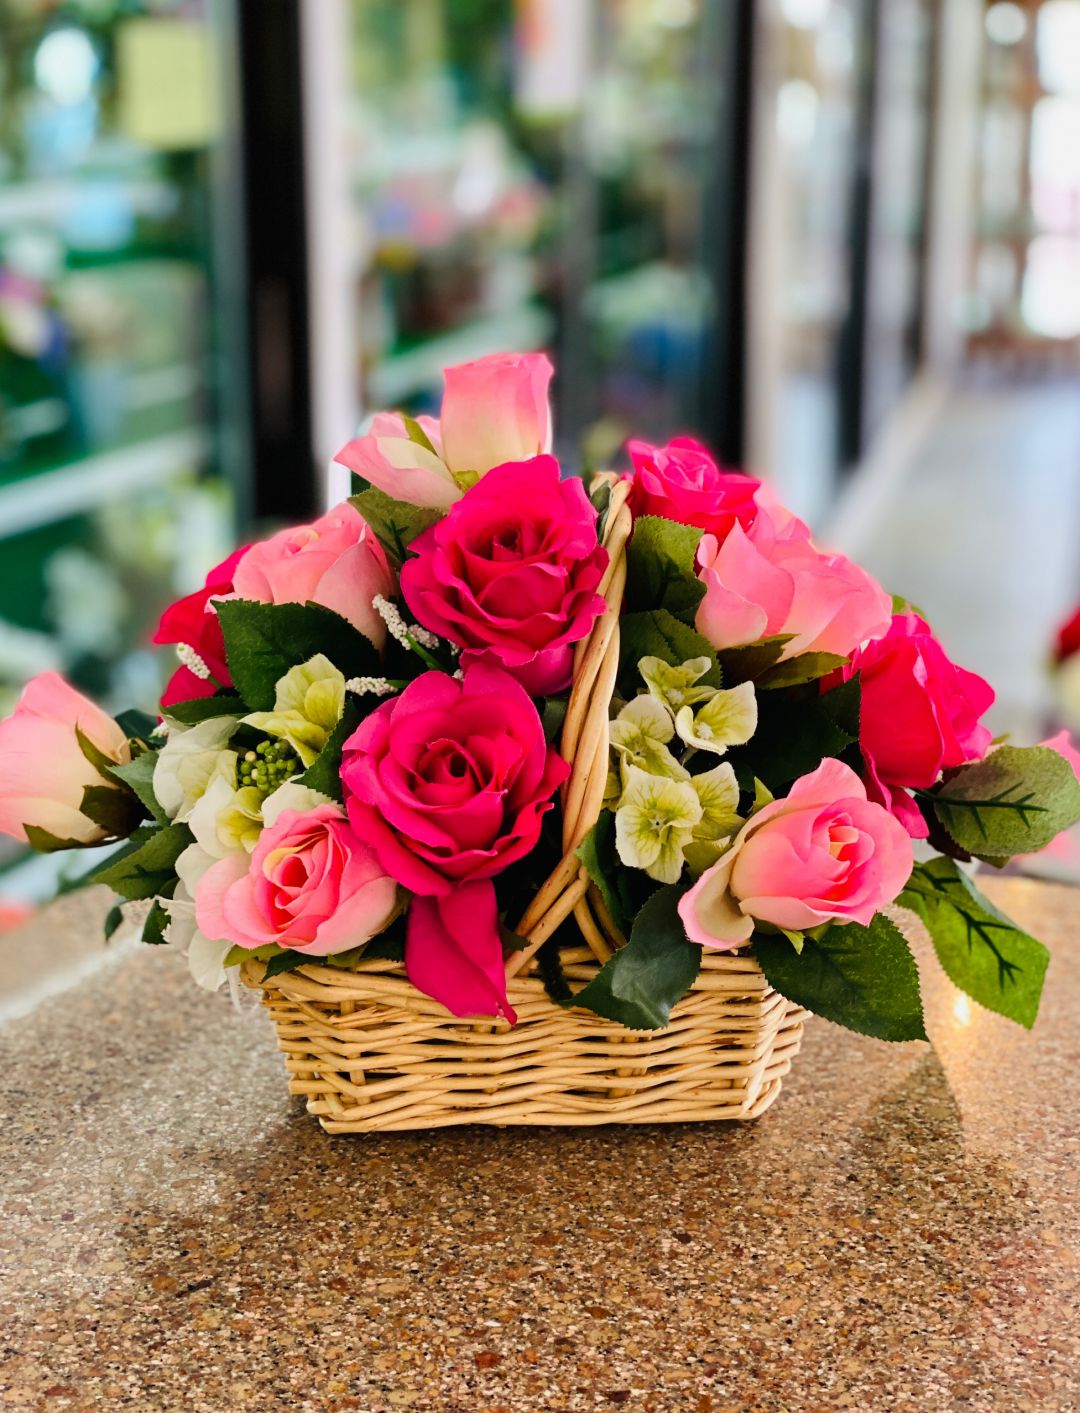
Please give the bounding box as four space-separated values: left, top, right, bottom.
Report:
243 474 808 1132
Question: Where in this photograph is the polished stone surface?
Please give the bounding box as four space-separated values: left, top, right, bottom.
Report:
0 876 1077 1411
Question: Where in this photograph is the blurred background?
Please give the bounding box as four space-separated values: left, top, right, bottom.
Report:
0 0 1078 908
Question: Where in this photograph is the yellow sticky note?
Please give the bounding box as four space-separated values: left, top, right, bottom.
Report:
116 17 219 151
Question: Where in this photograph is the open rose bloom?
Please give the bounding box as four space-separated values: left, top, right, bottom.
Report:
0 349 1076 1079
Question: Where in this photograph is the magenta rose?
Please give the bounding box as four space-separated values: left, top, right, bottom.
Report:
400 456 608 695
229 503 394 648
679 758 913 949
195 801 399 957
341 661 569 1019
627 436 761 541
695 503 892 661
827 612 995 838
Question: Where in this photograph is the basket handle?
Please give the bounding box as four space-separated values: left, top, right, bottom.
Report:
506 473 633 980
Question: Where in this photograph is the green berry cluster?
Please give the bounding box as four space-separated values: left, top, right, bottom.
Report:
238 739 301 795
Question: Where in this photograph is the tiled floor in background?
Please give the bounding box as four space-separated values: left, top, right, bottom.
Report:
837 378 1080 743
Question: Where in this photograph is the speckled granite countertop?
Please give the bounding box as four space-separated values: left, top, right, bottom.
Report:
0 876 1077 1412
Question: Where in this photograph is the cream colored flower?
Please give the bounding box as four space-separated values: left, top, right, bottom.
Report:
187 769 264 857
614 764 702 883
153 716 238 821
689 761 743 841
242 654 345 767
674 681 757 756
638 654 717 714
610 695 689 782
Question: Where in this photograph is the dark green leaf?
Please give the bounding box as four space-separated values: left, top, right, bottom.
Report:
24 823 93 854
216 599 380 711
541 696 568 744
625 515 705 622
570 884 701 1030
349 487 443 565
109 753 168 824
78 784 144 838
299 699 362 802
717 636 794 685
89 823 192 901
575 812 628 933
360 932 406 963
754 913 927 1042
141 899 170 945
618 610 721 694
57 838 142 892
736 690 855 791
930 746 1080 862
103 902 125 940
165 692 247 725
75 726 117 781
114 708 160 741
757 652 848 690
820 674 861 739
536 937 574 1006
899 857 1048 1028
263 949 310 980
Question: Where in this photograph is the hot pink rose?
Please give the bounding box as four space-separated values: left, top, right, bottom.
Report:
679 758 913 949
341 662 569 1019
830 612 995 838
400 456 608 695
0 673 131 845
334 351 553 507
230 503 394 648
153 546 249 708
194 802 398 957
695 504 892 660
627 436 761 541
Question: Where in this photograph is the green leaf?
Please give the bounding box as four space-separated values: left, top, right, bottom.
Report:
575 812 629 933
349 487 443 566
737 694 855 791
224 942 280 967
360 931 406 963
570 884 701 1030
754 913 927 1042
899 857 1048 1028
75 726 117 780
89 823 192 901
757 652 848 690
625 515 705 622
820 675 861 739
109 753 168 824
114 708 160 741
24 823 93 854
930 745 1080 862
401 413 438 456
165 692 247 725
216 599 380 711
141 899 170 945
717 636 794 685
78 784 143 839
299 699 361 802
618 610 721 694
590 479 613 542
263 949 309 980
103 902 125 940
541 696 568 744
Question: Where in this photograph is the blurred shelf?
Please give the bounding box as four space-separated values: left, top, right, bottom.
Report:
0 176 178 228
0 427 208 541
368 305 553 406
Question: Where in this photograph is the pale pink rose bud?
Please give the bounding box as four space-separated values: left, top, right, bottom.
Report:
438 351 553 476
0 673 131 845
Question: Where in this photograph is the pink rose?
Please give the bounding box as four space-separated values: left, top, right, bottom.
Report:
153 546 249 708
400 457 607 695
341 662 569 1019
0 672 131 845
1042 729 1080 779
230 503 394 648
695 504 892 660
334 351 553 507
627 436 761 541
830 612 995 838
195 802 398 957
679 758 913 949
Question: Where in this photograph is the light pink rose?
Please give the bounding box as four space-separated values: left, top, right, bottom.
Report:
229 502 394 647
333 351 553 507
195 802 399 957
679 758 914 949
694 505 892 660
0 672 131 845
1041 729 1080 780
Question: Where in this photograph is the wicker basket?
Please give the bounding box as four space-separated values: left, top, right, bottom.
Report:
242 474 808 1132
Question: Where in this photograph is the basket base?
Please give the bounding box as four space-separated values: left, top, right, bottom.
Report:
244 949 806 1135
